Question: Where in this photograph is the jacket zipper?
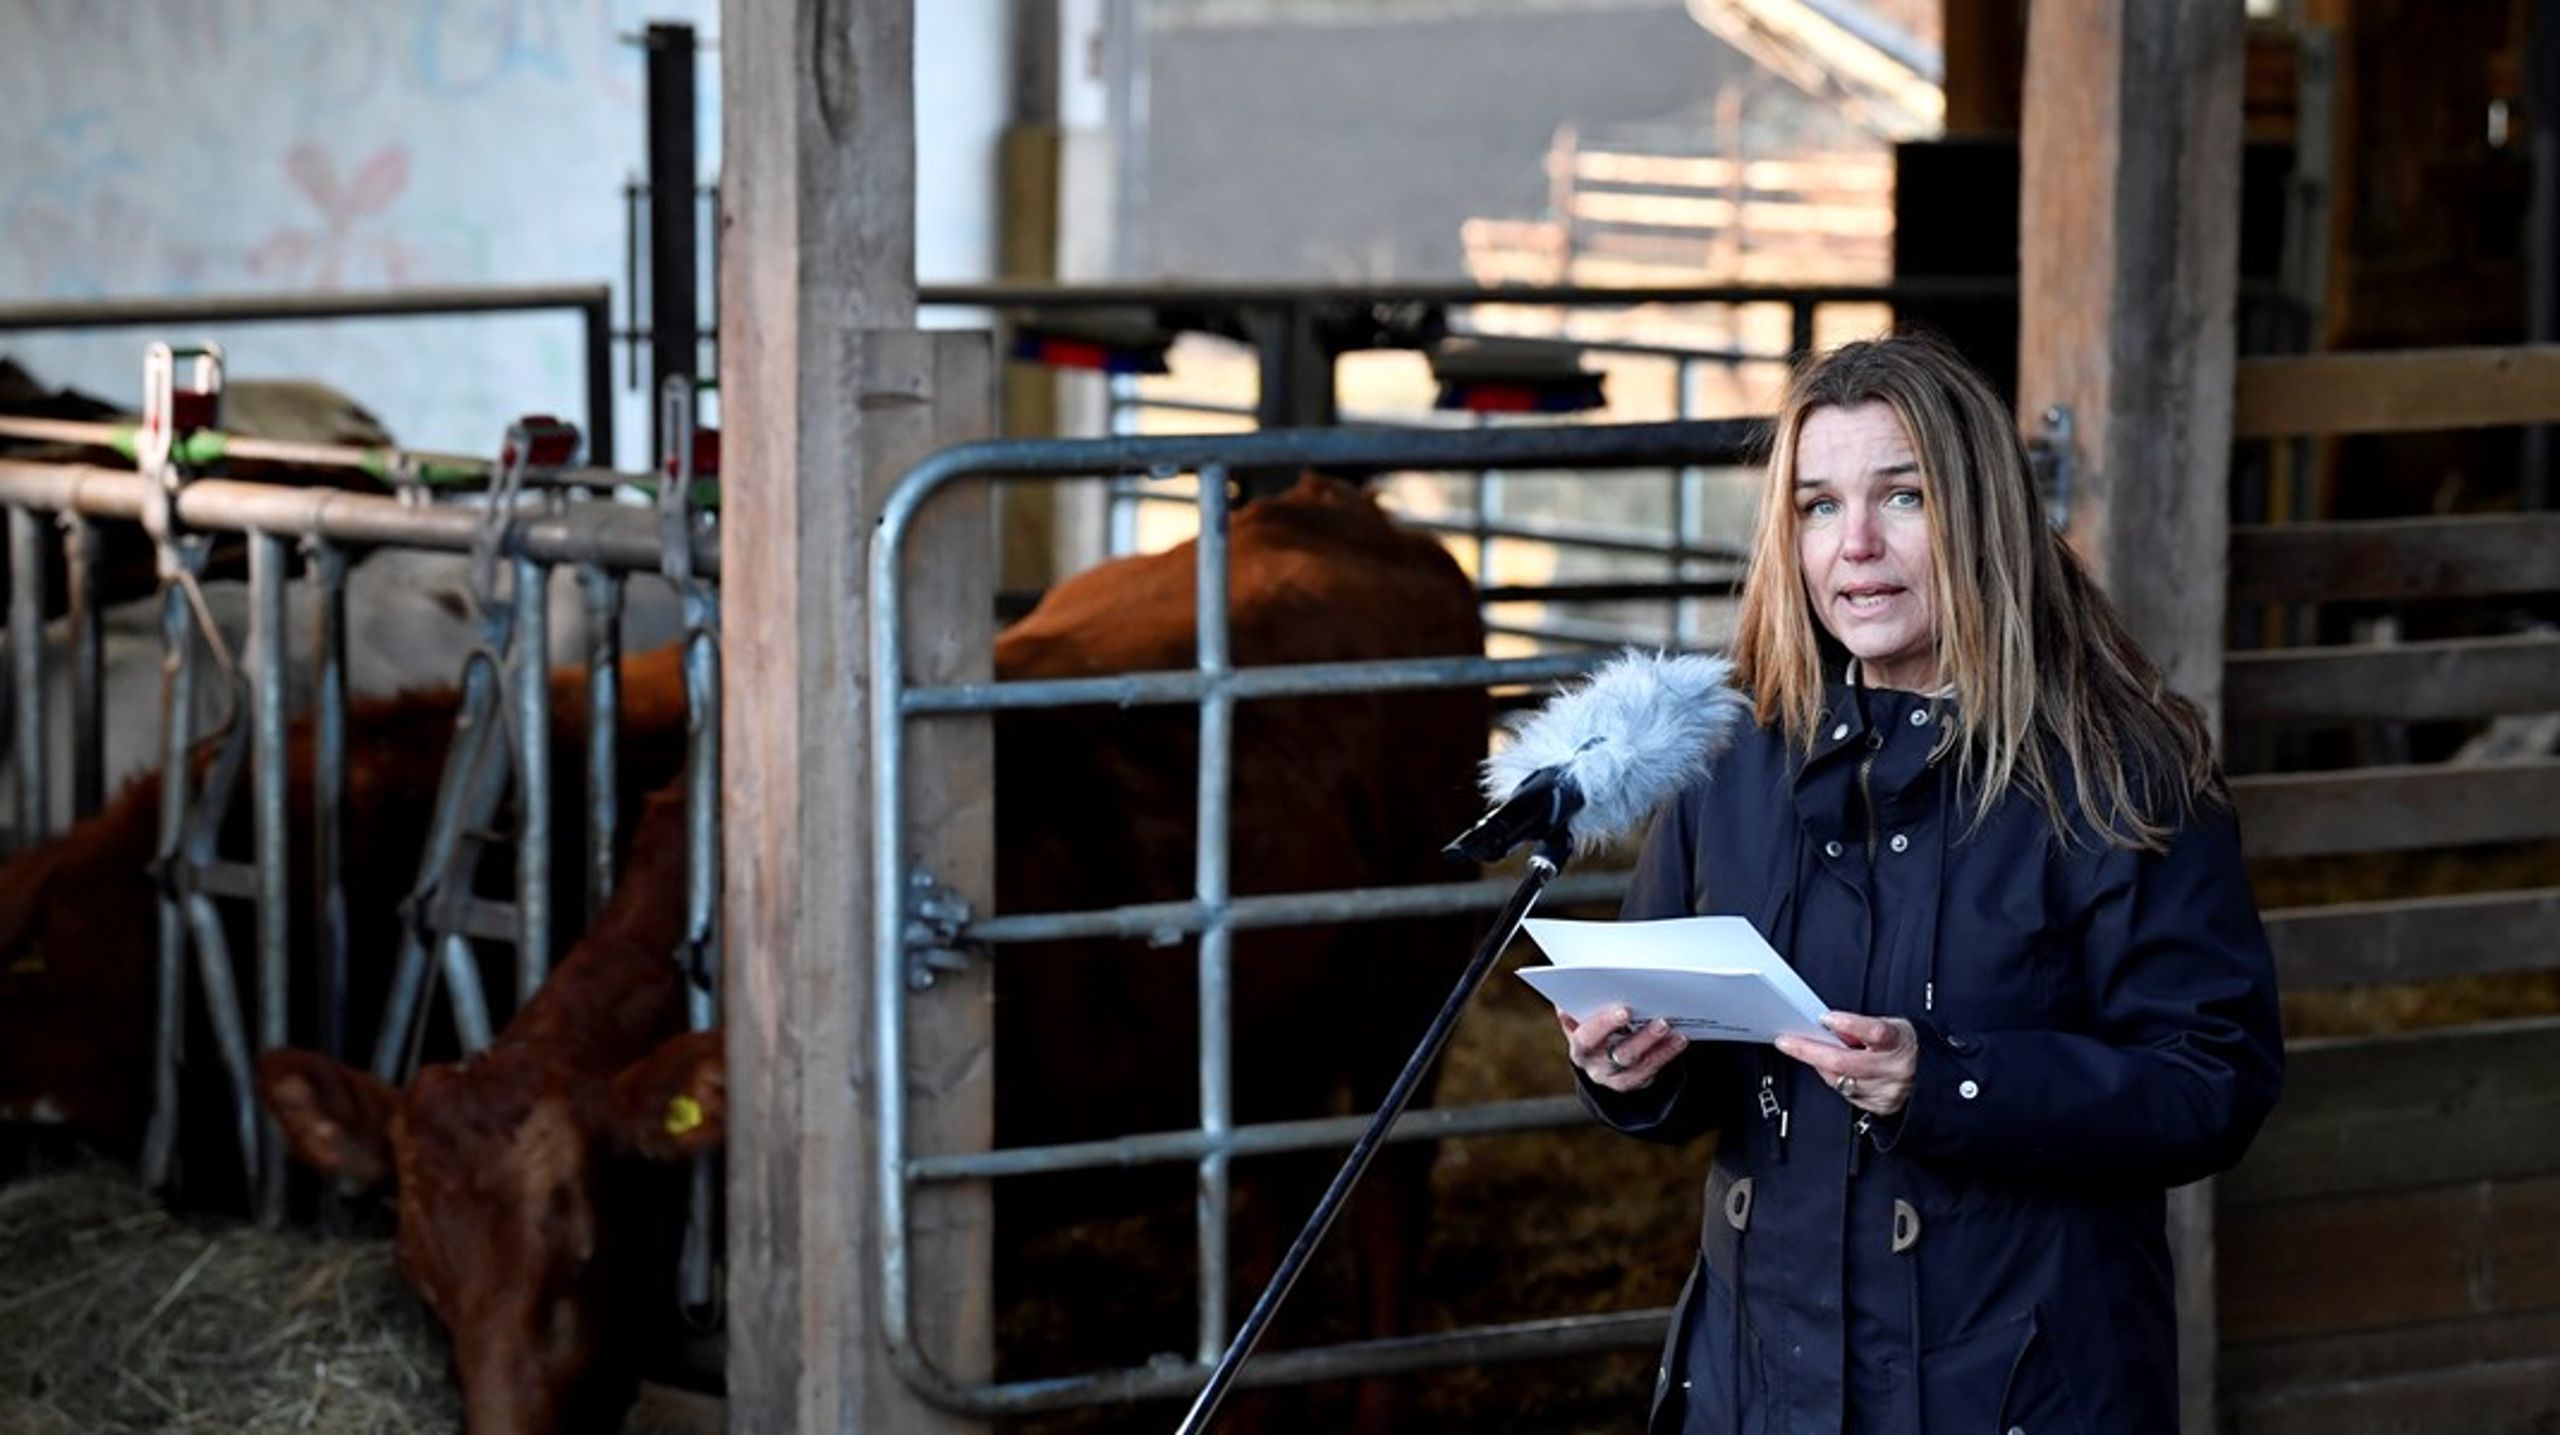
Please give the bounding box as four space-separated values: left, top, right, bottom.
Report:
1858 731 1884 861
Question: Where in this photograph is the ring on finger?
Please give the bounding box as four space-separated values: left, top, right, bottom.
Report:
1834 1073 1857 1099
1604 1044 1629 1073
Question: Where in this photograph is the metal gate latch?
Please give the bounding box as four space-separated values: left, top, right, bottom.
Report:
903 868 978 990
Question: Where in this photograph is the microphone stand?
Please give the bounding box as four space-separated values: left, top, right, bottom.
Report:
1172 823 1575 1435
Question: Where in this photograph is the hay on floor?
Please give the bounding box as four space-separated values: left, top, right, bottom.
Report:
0 1167 456 1434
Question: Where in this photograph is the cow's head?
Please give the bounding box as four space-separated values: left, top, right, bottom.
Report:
259 1029 723 1433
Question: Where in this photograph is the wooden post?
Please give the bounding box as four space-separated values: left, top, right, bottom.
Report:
2018 3 2244 1433
720 1 994 1430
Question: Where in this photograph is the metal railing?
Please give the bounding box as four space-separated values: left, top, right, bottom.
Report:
0 283 619 469
0 358 716 1226
870 418 1762 1416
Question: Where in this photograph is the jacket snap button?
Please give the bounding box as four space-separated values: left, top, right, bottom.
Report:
1888 833 1909 854
1831 722 1850 741
1823 839 1844 859
2007 1427 2025 1435
1909 708 1929 726
1959 1079 1981 1100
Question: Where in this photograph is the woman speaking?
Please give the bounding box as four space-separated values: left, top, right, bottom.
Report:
1558 334 2285 1432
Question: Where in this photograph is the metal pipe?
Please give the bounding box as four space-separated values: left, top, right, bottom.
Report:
913 277 2015 310
677 587 722 1314
903 651 1597 715
959 869 1629 948
583 293 618 471
184 891 263 1200
308 542 351 1066
1191 464 1234 1363
0 464 722 576
10 506 47 846
910 1095 1588 1183
580 566 625 922
0 282 619 332
437 931 496 1055
62 514 102 820
514 554 553 1002
370 654 501 1082
646 20 699 465
248 530 291 1226
139 571 197 1191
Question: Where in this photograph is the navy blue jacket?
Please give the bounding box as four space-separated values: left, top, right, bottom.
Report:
1584 677 2284 1434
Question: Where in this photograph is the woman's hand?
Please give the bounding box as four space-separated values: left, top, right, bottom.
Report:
1558 1005 1686 1092
1775 1012 1918 1117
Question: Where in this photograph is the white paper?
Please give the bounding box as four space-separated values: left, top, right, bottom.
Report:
1515 915 1844 1047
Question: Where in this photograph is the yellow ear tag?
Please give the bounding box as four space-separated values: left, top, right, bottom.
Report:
664 1094 704 1136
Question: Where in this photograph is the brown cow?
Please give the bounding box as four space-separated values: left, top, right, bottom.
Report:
260 780 719 1435
256 476 1486 1432
0 644 694 1201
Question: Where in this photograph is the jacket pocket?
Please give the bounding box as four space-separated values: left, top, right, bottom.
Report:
1920 1305 2086 1435
1656 1258 1776 1435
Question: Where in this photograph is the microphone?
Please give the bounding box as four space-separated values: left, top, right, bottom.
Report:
1445 649 1749 864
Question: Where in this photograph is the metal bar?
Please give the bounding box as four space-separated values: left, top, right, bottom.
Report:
905 651 1594 716
1121 486 1756 564
911 1095 1587 1183
139 571 197 1191
248 530 291 1226
1178 856 1562 1434
513 554 552 1002
437 931 496 1055
62 515 102 820
307 541 351 1065
677 588 723 1313
0 463 721 575
1790 298 1817 359
1477 579 1743 605
183 892 263 1200
10 506 47 845
0 282 619 332
1191 462 1234 1362
583 292 618 471
900 419 1763 483
646 20 699 464
961 870 1630 947
914 278 2015 309
371 655 501 1082
581 566 625 922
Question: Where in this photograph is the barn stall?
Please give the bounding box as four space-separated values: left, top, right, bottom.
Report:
3 1 2558 1433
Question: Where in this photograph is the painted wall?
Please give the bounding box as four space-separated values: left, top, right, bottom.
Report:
0 0 1009 466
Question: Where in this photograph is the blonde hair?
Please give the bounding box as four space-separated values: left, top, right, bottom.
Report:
1731 333 2223 850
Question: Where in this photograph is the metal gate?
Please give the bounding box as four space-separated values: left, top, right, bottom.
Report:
870 418 1760 1414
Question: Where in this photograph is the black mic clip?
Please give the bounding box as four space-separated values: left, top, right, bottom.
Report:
1442 764 1583 868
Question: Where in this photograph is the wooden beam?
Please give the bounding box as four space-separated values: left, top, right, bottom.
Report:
2266 888 2560 989
2233 345 2560 439
2218 1017 2560 1207
2020 5 2244 1429
720 3 992 1431
2225 634 2560 723
2233 759 2560 858
2224 1309 2560 1398
2225 1355 2560 1435
2219 1174 2560 1341
2230 513 2560 604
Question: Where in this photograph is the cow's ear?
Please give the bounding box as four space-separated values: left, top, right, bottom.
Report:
607 1029 725 1160
257 1048 398 1189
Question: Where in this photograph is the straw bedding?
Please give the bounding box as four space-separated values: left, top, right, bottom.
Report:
0 1168 455 1434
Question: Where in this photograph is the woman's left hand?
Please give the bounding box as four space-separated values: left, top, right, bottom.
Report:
1775 1012 1919 1118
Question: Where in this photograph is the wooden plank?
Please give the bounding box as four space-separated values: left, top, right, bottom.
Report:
2233 345 2560 438
2228 513 2560 603
1565 190 1895 238
2224 1309 2560 1394
2228 1355 2560 1435
899 333 998 1405
717 2 977 1432
2219 1017 2560 1206
2266 888 2560 988
2233 759 2560 858
2226 634 2560 723
2219 1174 2560 1342
1570 150 1896 195
2021 8 2245 1429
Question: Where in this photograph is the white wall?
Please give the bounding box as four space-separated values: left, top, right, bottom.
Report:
0 0 1010 467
